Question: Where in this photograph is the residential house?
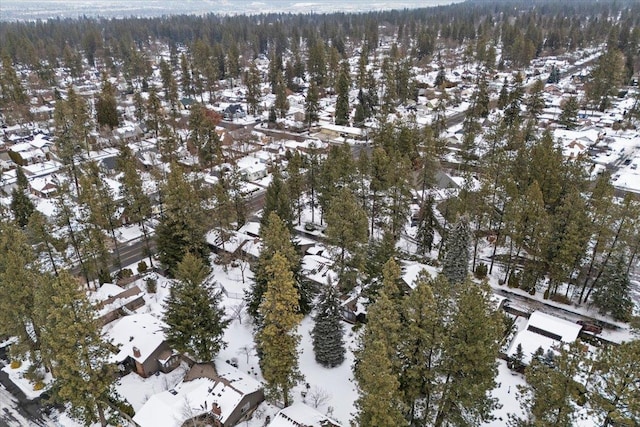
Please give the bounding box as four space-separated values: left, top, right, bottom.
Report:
506 311 582 366
29 175 59 198
268 402 342 427
8 141 47 165
133 361 264 427
95 285 146 325
318 122 363 140
400 261 439 292
104 313 181 378
224 104 247 120
236 156 268 182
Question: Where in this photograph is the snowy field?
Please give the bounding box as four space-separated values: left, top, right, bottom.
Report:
1 0 463 21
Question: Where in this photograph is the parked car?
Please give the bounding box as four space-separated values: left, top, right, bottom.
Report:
577 320 602 334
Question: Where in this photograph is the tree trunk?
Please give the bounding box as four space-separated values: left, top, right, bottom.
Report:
44 239 59 276
503 238 514 284
433 373 452 427
66 218 90 288
585 217 626 302
140 219 154 267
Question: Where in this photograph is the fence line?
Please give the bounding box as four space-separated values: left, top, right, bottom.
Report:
219 284 244 300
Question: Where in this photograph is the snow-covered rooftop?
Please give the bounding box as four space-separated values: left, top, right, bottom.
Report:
104 313 166 364
507 311 581 365
269 402 342 427
133 360 262 427
401 261 439 289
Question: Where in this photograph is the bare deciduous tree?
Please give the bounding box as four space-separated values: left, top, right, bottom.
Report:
307 386 330 409
237 344 254 364
230 300 246 324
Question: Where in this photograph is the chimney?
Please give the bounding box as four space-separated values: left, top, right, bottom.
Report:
133 347 141 358
211 403 222 416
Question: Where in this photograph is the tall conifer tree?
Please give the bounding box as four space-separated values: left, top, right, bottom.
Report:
441 216 470 284
164 253 229 362
311 283 345 368
256 252 303 406
38 271 116 427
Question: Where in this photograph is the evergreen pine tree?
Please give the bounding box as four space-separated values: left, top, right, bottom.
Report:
432 280 501 427
325 188 368 291
95 78 119 129
27 211 62 276
10 186 35 228
37 271 116 427
256 252 303 406
473 76 490 118
211 181 235 252
145 87 163 137
589 340 640 427
311 283 345 368
156 163 209 275
79 161 121 269
334 60 351 126
286 152 305 226
116 144 154 267
261 167 293 229
525 79 546 120
558 96 580 130
0 55 28 108
54 87 88 193
274 69 289 118
397 273 442 425
441 216 470 285
164 253 229 362
354 270 406 426
416 195 436 255
245 61 262 115
497 77 509 110
305 79 320 129
354 338 407 427
247 212 310 325
364 231 397 296
512 342 585 427
591 254 634 321
0 221 46 365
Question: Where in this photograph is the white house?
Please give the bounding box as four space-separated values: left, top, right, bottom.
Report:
507 311 582 365
236 156 268 182
268 402 342 427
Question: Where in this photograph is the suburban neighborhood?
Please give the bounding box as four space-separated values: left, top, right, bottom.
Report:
0 0 639 426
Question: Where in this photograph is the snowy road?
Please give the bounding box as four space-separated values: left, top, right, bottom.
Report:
0 383 49 427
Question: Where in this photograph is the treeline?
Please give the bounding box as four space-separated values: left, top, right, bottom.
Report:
2 0 639 71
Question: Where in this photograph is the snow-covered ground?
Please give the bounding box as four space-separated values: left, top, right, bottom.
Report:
1 361 50 400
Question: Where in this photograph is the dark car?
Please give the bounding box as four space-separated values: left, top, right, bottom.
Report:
577 320 602 334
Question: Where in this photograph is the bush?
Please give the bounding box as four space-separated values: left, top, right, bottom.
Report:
145 277 157 293
137 261 148 274
549 293 572 305
109 395 135 418
507 272 520 288
98 268 112 285
10 360 21 369
25 364 43 379
8 150 25 166
543 289 550 299
474 262 488 279
33 381 45 391
116 268 133 280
